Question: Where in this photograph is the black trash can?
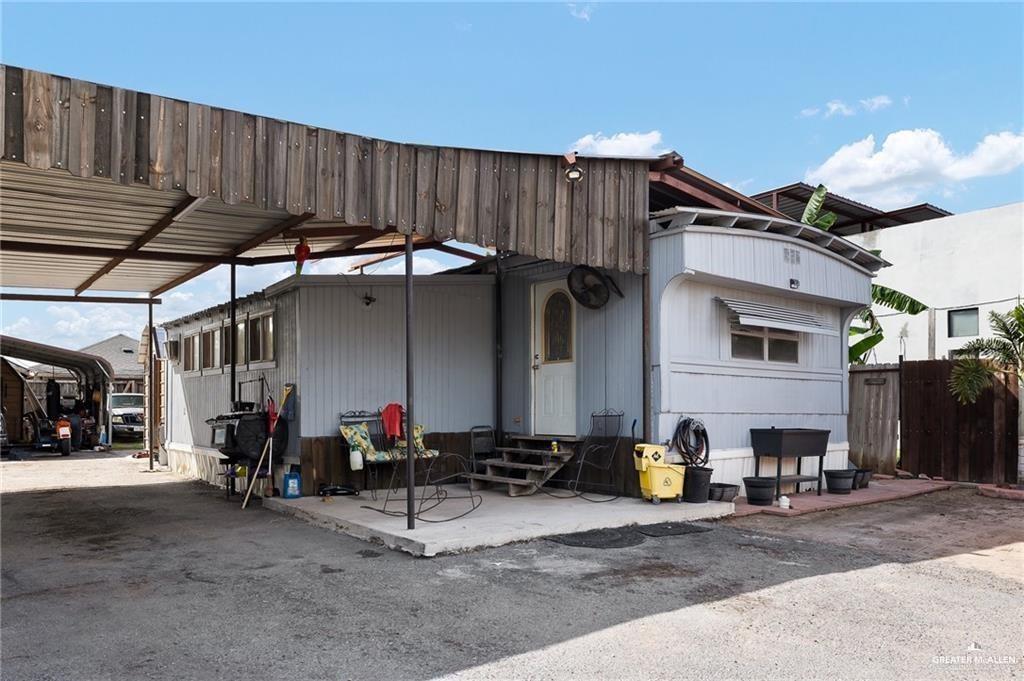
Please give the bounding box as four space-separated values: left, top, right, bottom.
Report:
682 466 714 503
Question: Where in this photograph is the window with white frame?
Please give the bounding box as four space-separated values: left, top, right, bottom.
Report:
730 325 799 363
200 327 221 370
948 308 979 338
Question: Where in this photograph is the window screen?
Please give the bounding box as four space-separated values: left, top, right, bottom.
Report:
731 333 764 360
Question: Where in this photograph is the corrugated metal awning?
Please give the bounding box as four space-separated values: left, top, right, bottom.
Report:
717 298 838 336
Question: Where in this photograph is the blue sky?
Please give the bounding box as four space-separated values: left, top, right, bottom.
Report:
1 2 1022 349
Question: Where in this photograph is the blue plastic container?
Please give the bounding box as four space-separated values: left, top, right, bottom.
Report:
282 472 302 498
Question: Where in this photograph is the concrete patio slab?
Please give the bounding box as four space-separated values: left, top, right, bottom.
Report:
730 478 954 517
264 485 733 556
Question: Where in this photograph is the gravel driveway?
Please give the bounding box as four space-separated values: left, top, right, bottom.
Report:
2 453 1021 680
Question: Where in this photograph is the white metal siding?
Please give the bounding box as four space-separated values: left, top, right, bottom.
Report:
162 290 300 455
647 223 874 488
297 278 495 436
657 278 848 449
501 262 644 437
685 228 870 305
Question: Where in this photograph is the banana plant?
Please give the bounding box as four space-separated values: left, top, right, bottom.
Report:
948 305 1024 404
800 184 927 364
800 184 840 231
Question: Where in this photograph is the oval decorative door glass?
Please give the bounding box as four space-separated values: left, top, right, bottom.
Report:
543 291 573 362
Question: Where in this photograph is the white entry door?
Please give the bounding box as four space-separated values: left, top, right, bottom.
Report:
532 279 576 436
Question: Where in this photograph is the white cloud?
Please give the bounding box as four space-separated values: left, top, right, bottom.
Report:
801 95 896 118
1 316 34 337
825 100 855 118
860 95 892 112
723 178 755 191
306 256 361 276
567 3 594 21
571 130 667 157
806 128 1024 208
374 255 448 276
946 131 1024 180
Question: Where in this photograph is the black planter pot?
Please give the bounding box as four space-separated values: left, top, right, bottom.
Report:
743 477 776 506
824 469 856 494
708 482 740 502
854 468 873 489
683 466 714 503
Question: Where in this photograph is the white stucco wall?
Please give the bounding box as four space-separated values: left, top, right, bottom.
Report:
847 202 1023 363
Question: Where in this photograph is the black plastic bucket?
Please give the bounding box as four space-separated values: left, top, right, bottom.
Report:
682 466 714 503
824 469 856 494
854 468 873 489
708 482 740 502
743 477 776 506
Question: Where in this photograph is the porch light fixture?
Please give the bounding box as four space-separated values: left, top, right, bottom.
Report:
563 151 584 184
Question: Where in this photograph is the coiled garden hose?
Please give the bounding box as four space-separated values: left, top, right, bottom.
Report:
672 417 710 467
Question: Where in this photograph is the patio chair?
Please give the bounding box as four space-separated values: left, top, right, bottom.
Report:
469 426 496 473
565 409 625 495
339 410 390 499
339 409 442 500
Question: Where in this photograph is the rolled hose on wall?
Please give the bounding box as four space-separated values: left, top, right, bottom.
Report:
672 416 710 467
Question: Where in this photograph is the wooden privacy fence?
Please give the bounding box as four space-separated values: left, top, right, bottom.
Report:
848 364 899 475
900 360 1018 484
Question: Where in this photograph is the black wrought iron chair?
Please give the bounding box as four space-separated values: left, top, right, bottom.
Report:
469 426 496 473
339 410 391 499
566 409 625 495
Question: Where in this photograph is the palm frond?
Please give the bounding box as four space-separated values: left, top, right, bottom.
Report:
871 284 927 314
949 359 995 404
956 337 1017 364
801 184 829 225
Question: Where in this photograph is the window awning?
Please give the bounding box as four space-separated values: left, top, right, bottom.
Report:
717 298 838 336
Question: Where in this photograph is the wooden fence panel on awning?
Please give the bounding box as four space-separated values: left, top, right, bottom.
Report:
0 65 649 274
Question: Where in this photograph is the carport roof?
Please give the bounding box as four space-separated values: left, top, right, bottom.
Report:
0 334 114 385
0 65 653 296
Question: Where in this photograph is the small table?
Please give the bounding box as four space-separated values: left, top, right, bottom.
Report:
754 452 824 500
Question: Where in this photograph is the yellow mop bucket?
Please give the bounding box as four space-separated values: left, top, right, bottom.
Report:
634 443 685 504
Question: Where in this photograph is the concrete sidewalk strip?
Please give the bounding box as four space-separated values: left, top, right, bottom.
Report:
264 486 733 556
731 478 955 517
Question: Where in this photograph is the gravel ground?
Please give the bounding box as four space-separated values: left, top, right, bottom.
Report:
2 454 1022 681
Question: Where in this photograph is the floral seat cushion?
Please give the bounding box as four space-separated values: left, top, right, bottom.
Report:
394 424 438 459
339 422 384 462
341 421 437 463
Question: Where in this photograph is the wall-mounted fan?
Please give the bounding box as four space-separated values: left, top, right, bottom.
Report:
567 266 623 310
